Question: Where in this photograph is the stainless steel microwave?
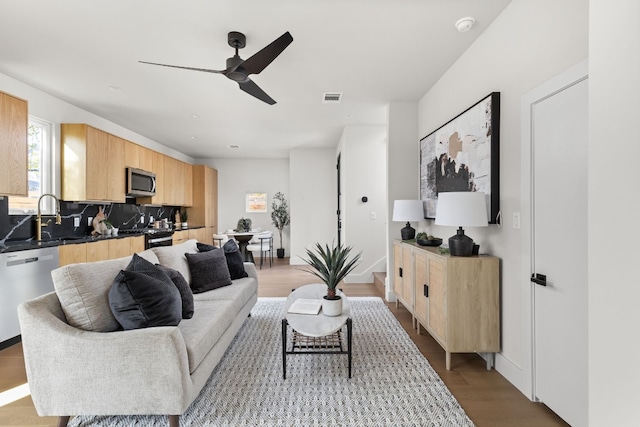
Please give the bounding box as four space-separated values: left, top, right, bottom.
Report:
126 167 156 197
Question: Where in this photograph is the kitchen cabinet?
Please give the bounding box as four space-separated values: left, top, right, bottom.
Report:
190 165 218 232
58 236 146 267
61 124 125 202
393 241 500 370
0 91 28 196
163 157 193 207
108 238 132 259
86 240 109 262
172 230 189 245
124 141 153 172
58 243 88 266
188 227 213 244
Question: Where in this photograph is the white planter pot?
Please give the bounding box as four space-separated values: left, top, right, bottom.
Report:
322 296 343 317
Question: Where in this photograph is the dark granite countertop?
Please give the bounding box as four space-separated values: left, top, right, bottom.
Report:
0 232 144 254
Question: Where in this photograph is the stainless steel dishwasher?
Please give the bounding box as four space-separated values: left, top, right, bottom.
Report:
0 246 59 345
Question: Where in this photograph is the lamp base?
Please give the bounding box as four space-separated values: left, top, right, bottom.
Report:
401 222 416 240
448 227 474 256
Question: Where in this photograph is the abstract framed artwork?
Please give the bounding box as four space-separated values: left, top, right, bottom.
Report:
419 92 500 223
246 192 267 213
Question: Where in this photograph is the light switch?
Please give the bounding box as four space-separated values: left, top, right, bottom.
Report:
370 211 376 220
74 217 80 227
513 212 521 229
88 217 93 226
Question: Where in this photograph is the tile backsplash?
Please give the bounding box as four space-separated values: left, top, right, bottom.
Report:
0 196 181 244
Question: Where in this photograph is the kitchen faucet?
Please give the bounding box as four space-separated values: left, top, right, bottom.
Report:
36 193 62 241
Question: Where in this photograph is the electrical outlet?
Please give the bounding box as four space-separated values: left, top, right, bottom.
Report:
74 217 80 227
140 215 145 224
88 216 93 226
513 212 521 229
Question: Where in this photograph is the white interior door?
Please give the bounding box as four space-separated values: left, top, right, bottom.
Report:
532 77 588 426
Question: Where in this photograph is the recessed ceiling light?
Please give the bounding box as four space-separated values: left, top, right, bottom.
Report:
191 114 199 119
227 145 240 149
108 85 122 92
190 136 197 140
344 115 352 119
455 17 475 32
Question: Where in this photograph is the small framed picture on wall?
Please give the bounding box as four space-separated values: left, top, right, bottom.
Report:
246 192 267 213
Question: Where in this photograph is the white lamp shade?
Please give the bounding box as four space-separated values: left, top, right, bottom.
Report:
435 192 488 227
392 200 424 222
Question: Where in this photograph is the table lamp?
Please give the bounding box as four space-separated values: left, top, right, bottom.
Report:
435 192 488 256
392 200 424 240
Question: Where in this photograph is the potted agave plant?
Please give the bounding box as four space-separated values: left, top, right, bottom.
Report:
302 242 362 316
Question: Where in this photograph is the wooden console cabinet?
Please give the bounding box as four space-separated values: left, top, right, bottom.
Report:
393 240 500 370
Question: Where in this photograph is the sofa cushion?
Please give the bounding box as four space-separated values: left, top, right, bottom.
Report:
108 269 182 330
192 276 258 313
185 248 232 293
151 239 199 285
52 256 131 332
198 241 248 280
178 299 236 373
126 253 194 319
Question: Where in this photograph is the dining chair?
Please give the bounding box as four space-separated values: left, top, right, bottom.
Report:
246 231 273 269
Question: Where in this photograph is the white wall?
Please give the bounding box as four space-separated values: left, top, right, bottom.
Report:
200 158 290 251
289 148 336 264
386 102 419 300
417 0 588 393
589 1 640 424
337 125 387 283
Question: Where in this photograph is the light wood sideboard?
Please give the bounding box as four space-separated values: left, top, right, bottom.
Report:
392 240 500 370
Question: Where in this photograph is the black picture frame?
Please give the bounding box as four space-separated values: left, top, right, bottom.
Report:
419 92 500 223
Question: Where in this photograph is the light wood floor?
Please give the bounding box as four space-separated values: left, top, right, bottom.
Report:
0 258 568 427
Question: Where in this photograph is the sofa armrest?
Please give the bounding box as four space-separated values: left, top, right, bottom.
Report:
244 262 258 282
18 292 192 416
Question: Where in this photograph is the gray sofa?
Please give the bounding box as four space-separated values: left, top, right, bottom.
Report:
17 239 258 427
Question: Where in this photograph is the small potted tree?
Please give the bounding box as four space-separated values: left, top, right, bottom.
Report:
271 192 290 258
302 242 362 316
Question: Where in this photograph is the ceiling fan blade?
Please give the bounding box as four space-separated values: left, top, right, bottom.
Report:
139 61 226 74
238 78 276 105
241 31 293 75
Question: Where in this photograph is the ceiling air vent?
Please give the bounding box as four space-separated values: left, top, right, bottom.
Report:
322 92 343 103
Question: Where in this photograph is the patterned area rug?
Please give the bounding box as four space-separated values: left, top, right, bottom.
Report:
70 297 474 427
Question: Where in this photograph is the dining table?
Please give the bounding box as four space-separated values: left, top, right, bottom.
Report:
224 231 254 263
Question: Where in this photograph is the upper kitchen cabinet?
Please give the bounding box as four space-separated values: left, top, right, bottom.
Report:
61 124 126 202
163 156 192 207
0 91 28 196
190 165 218 231
124 141 153 172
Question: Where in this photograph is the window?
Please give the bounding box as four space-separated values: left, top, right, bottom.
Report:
9 117 54 214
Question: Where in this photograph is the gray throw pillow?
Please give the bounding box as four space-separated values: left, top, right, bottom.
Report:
127 253 194 319
197 241 248 280
185 248 232 293
108 269 182 330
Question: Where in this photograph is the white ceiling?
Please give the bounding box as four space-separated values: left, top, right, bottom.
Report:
0 0 511 159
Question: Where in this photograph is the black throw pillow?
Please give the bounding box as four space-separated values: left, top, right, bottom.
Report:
185 248 232 293
126 254 194 319
108 269 182 330
155 264 194 319
198 241 249 280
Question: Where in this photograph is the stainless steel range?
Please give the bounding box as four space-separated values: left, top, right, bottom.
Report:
118 229 174 249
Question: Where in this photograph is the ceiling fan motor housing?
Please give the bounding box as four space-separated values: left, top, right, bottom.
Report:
228 31 246 49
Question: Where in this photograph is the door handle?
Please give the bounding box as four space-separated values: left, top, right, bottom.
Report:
531 273 547 287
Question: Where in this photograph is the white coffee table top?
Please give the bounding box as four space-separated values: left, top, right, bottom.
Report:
284 283 350 337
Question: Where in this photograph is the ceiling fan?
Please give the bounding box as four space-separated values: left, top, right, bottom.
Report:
140 31 293 105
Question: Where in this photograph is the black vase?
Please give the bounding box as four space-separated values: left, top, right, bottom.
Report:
277 248 285 258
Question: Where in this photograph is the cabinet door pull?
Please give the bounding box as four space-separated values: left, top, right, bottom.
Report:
399 267 403 278
423 284 429 297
